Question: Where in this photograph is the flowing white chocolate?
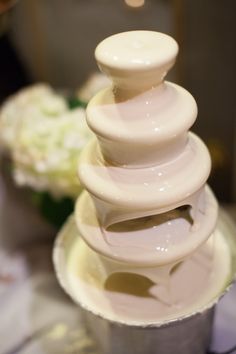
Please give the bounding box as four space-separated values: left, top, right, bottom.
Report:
75 31 218 271
66 221 231 325
63 31 233 325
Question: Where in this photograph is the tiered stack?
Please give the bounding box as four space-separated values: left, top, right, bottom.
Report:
63 31 231 325
54 33 236 354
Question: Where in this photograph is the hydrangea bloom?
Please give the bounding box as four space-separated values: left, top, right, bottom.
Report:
0 84 93 198
77 72 111 103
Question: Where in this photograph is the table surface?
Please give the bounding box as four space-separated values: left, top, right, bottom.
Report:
0 172 235 354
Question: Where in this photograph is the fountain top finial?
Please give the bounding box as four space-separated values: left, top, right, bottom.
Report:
95 31 178 92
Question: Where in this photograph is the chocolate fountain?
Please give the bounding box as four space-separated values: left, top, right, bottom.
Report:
54 31 236 354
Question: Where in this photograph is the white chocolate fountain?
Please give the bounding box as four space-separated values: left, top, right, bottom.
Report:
58 31 233 326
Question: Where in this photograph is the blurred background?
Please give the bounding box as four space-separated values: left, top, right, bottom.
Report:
0 0 236 202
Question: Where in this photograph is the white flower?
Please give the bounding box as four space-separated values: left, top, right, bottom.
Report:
77 72 111 103
0 84 93 198
0 84 67 152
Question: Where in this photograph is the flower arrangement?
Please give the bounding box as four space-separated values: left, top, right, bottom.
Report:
0 84 93 227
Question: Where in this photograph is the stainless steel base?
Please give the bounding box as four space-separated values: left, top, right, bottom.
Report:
84 307 215 354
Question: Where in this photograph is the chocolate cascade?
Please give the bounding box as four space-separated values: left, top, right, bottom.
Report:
75 31 218 282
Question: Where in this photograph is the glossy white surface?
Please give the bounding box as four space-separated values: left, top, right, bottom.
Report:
95 31 177 71
77 31 218 267
75 187 217 266
78 134 211 225
53 213 235 326
86 82 197 166
95 31 178 94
